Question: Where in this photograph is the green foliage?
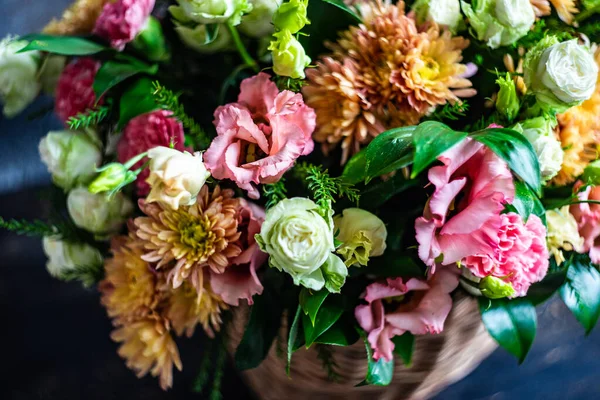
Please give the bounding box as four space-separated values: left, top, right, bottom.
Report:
560 255 600 334
428 101 470 122
0 216 78 241
392 332 414 367
93 58 158 99
263 178 288 210
509 181 545 223
299 288 329 326
302 294 345 347
527 258 569 305
479 297 537 363
294 162 360 209
18 34 106 55
287 305 302 375
61 263 104 288
364 126 415 181
315 344 341 382
192 340 213 393
411 121 467 178
275 76 307 93
357 329 394 386
151 81 211 149
119 78 159 130
210 344 227 400
358 173 419 210
67 105 110 130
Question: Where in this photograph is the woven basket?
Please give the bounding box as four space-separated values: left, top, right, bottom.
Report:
227 293 497 400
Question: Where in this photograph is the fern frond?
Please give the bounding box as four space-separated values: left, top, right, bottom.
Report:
0 217 58 238
429 101 469 122
67 105 110 130
316 344 341 382
274 76 307 93
294 162 360 209
61 263 104 288
263 178 288 210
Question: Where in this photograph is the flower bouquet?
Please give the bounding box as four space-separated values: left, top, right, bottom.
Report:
2 0 600 397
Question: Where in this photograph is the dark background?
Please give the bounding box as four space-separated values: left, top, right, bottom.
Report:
1 1 600 399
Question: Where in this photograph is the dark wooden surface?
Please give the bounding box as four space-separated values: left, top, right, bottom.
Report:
0 2 599 399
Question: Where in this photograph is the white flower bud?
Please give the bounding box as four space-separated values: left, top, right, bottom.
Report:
413 0 462 33
0 35 40 117
42 237 102 278
67 188 133 234
239 0 280 38
170 0 253 26
512 117 563 182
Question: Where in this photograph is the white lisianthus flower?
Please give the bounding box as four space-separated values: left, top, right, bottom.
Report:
268 30 311 79
170 0 252 26
0 35 40 118
239 0 280 38
512 117 564 182
174 23 233 54
546 207 583 265
461 0 535 49
413 0 462 33
256 198 340 291
67 188 133 234
39 129 103 191
334 208 387 267
146 147 211 211
42 237 103 278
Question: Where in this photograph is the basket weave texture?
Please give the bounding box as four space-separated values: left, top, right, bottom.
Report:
228 293 497 400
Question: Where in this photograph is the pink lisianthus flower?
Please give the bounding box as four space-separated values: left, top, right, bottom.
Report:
355 269 459 362
209 200 267 306
117 110 186 196
464 212 549 297
93 0 155 50
55 58 101 123
415 137 515 270
204 72 316 199
570 181 600 263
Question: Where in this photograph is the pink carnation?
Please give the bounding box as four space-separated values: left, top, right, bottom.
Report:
355 269 459 362
117 110 186 196
55 58 101 123
93 0 155 50
570 182 600 263
204 72 316 199
209 200 267 306
464 212 549 297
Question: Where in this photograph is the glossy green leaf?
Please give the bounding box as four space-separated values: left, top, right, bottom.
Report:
341 148 367 184
365 253 424 278
365 126 415 181
118 78 159 130
204 24 219 44
511 181 535 221
527 267 567 306
303 295 345 347
411 121 467 178
359 174 419 210
314 318 360 346
560 256 600 334
321 0 362 23
479 297 537 363
392 332 414 367
357 331 394 386
18 34 106 55
94 59 158 99
470 128 541 195
299 288 329 327
287 305 302 375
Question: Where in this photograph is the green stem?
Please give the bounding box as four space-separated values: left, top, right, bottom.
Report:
576 6 600 22
123 152 148 170
226 23 259 73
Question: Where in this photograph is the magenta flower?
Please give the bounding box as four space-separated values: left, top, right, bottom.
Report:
355 269 459 362
571 182 600 263
117 110 186 196
204 72 316 199
54 58 101 123
93 0 155 50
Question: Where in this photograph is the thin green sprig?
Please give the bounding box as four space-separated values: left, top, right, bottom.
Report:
0 216 69 239
67 105 110 130
428 101 470 122
315 344 341 383
263 178 288 210
61 264 104 288
294 162 360 209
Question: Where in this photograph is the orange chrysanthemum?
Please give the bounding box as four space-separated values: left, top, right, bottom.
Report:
528 0 579 24
43 0 112 35
135 185 242 291
303 0 473 163
111 316 183 390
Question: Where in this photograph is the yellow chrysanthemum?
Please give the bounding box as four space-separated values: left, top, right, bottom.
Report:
303 0 473 164
111 316 183 390
135 185 242 290
100 234 160 324
43 0 111 35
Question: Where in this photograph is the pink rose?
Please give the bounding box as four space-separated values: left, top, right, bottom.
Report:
209 200 267 306
415 137 515 269
93 0 155 50
464 212 549 297
55 58 101 123
117 110 186 196
355 269 459 362
204 72 316 199
571 182 600 263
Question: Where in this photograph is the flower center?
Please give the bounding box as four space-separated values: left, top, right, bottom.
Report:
419 57 440 81
178 215 217 259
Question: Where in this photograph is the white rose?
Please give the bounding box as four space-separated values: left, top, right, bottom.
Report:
256 198 335 291
537 40 598 104
495 0 534 29
513 117 563 182
67 188 133 234
334 208 387 266
42 237 102 278
546 207 583 265
39 130 102 190
39 55 66 95
146 147 211 211
170 0 252 25
414 0 462 33
39 129 103 191
239 0 280 38
0 35 40 118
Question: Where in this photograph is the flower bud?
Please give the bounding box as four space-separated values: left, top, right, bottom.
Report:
268 30 311 79
67 188 133 234
239 0 280 38
272 0 309 34
146 147 211 211
42 237 103 279
321 253 348 293
170 0 253 26
39 129 103 191
0 35 40 118
479 276 516 299
413 0 462 33
512 117 563 182
88 163 138 195
174 23 234 54
495 73 519 122
132 16 170 61
334 208 387 267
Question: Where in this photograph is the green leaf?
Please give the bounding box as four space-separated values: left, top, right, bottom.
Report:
313 318 360 346
299 288 329 327
365 126 415 181
470 128 542 195
18 34 106 55
204 24 220 44
118 78 159 130
479 297 537 363
287 305 302 375
94 59 158 99
357 330 394 386
391 333 414 367
359 174 420 210
560 256 600 334
411 121 467 178
511 181 535 221
527 268 568 305
303 295 346 348
365 253 425 278
341 148 367 184
321 0 362 23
